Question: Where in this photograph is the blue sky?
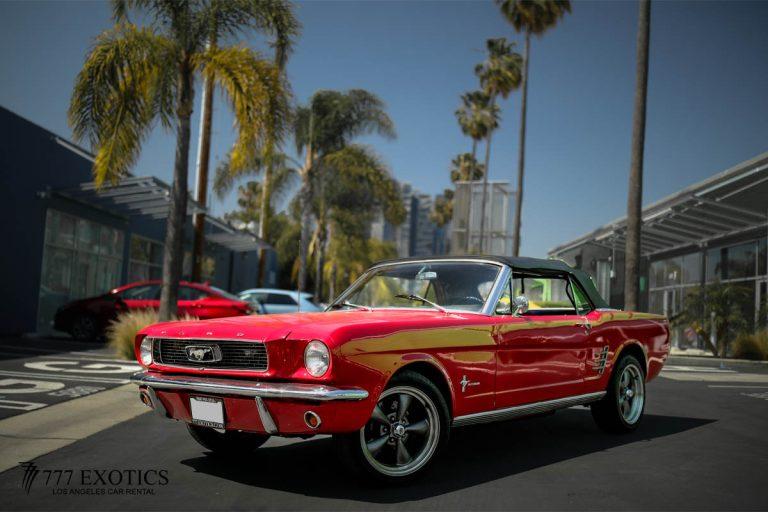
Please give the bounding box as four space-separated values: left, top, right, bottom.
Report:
1 0 766 257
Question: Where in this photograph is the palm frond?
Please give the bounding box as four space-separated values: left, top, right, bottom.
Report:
68 23 177 186
295 89 396 156
195 0 300 68
475 37 523 99
195 44 290 173
496 0 572 35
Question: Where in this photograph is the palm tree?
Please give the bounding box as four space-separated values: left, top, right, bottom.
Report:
191 0 298 283
475 37 522 252
69 0 288 320
293 90 396 293
213 152 298 229
497 0 571 256
455 91 491 169
624 0 651 311
315 144 405 300
450 153 485 183
454 91 498 252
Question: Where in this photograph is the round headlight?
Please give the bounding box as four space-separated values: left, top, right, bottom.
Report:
139 337 153 366
304 340 330 377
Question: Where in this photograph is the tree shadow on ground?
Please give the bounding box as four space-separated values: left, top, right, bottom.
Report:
180 409 714 503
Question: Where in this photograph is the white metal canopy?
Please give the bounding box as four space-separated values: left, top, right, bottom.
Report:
549 152 768 257
51 176 269 253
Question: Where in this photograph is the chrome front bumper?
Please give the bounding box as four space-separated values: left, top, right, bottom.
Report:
130 371 370 401
132 371 370 435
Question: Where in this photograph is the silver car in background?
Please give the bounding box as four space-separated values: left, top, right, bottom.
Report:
237 288 322 314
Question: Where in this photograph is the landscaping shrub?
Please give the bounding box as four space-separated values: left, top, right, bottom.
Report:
732 330 768 361
107 310 196 360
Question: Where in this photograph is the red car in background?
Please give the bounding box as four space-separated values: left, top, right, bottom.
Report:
54 280 253 340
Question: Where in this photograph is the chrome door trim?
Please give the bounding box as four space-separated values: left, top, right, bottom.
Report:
452 391 606 428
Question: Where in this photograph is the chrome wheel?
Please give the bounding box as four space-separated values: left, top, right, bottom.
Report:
360 386 440 477
618 363 645 425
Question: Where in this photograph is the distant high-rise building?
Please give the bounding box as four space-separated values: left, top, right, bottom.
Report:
450 180 514 255
369 182 449 257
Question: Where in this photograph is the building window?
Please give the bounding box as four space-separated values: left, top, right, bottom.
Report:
725 241 757 280
681 253 701 285
37 210 124 333
129 236 163 281
706 248 723 282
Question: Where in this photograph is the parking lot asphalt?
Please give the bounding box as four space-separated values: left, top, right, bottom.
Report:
1 351 767 511
0 337 141 419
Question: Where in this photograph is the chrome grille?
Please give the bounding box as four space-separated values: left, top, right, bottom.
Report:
152 338 268 371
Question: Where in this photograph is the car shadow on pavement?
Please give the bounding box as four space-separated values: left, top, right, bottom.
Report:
180 408 714 503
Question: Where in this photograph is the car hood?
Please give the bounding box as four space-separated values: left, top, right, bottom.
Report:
141 309 486 346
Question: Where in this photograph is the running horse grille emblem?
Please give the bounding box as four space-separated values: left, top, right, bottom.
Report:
185 345 222 363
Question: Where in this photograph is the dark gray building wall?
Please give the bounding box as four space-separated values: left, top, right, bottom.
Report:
0 106 270 335
0 107 100 335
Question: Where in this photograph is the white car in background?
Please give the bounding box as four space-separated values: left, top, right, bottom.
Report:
237 288 322 314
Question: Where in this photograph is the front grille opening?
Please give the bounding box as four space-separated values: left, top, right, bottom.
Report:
153 339 268 371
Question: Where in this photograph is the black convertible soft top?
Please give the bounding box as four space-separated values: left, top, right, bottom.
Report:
374 255 610 309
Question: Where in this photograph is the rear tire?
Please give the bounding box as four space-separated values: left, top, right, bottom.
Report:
186 424 270 456
591 354 646 433
334 370 450 483
70 315 98 341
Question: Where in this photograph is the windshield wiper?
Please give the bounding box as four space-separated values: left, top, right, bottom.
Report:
328 301 372 311
394 294 447 313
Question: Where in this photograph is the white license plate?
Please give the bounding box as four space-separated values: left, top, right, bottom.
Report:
190 396 225 429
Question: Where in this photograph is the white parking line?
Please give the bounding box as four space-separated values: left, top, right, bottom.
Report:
708 385 768 389
0 370 129 384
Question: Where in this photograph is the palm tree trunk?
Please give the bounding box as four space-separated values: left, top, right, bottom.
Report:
512 31 530 257
160 61 194 321
257 161 273 286
478 97 496 254
464 139 478 253
329 262 337 303
191 39 216 283
297 150 313 293
191 63 214 283
624 0 651 311
315 224 325 300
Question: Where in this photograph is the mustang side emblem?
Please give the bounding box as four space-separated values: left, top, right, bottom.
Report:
185 345 222 363
460 375 479 393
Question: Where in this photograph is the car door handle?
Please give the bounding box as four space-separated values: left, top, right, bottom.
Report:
575 322 592 333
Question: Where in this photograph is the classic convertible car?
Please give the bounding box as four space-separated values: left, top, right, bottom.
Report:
131 256 670 482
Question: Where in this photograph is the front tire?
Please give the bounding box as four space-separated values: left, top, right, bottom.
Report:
187 424 270 456
591 354 646 433
335 370 450 483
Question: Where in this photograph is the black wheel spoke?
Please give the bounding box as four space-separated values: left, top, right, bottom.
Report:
397 393 411 422
396 439 411 465
405 419 429 435
371 404 389 425
366 435 389 457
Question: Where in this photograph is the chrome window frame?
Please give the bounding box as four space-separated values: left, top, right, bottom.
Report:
328 258 511 316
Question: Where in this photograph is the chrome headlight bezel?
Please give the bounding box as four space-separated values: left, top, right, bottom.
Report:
304 340 330 377
139 337 153 366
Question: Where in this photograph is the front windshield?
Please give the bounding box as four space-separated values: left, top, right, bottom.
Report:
334 261 501 312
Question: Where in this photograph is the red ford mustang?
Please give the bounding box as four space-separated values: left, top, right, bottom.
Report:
131 257 670 482
54 280 252 340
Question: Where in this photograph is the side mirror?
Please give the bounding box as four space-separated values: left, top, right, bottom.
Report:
513 295 529 316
